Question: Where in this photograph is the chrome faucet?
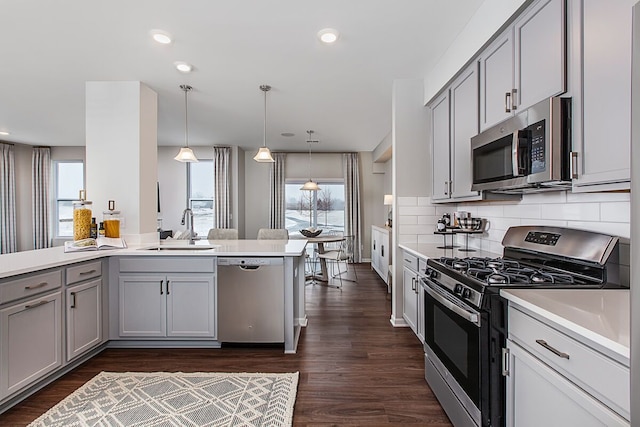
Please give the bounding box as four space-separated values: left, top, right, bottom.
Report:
180 207 195 244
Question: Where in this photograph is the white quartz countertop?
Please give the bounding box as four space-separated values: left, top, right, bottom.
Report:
399 242 501 260
0 239 307 279
501 288 630 365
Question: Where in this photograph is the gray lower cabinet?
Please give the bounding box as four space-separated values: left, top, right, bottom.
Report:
402 251 425 343
0 290 62 400
119 274 215 338
65 260 103 362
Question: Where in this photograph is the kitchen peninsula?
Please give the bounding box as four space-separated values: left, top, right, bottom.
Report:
0 239 307 414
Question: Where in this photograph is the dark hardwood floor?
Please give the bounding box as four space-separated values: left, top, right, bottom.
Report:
0 264 452 426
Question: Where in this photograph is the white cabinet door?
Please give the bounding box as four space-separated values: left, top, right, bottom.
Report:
416 280 425 344
119 275 166 337
371 227 380 274
379 232 389 281
479 30 514 130
430 91 451 200
402 266 418 333
506 341 629 427
573 0 634 190
513 0 566 111
451 64 480 199
66 278 102 361
0 292 62 399
166 275 216 338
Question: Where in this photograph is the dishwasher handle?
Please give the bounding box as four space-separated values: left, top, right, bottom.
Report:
239 265 261 271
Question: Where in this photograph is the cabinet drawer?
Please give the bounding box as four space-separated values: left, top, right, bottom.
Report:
0 270 62 305
66 260 102 285
119 257 216 273
509 307 630 419
402 253 418 270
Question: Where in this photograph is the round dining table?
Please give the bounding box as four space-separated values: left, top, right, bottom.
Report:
302 235 345 282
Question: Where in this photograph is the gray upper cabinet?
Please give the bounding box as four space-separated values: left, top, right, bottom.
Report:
431 64 480 202
571 0 634 191
480 0 566 131
431 91 451 201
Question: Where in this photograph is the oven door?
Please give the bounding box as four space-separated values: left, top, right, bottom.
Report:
423 278 482 420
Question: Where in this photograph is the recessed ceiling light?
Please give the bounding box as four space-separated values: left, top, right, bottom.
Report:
150 30 172 44
317 28 340 44
0 131 9 136
174 61 193 73
281 132 295 137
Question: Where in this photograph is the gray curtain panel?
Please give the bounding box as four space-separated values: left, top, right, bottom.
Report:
343 153 362 263
0 143 17 253
269 153 286 229
213 146 231 228
32 147 51 249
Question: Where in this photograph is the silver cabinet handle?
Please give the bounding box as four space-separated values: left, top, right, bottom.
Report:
505 92 511 113
411 277 416 291
381 245 384 257
373 240 376 250
502 348 510 376
79 269 96 275
70 292 76 308
536 339 570 359
166 280 170 295
160 280 164 295
570 151 578 179
404 258 413 264
25 300 48 309
25 282 47 290
511 88 518 110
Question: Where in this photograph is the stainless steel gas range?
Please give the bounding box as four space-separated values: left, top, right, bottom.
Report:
421 226 625 427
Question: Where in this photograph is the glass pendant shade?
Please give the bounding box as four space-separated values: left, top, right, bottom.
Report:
253 146 275 162
300 180 320 191
174 84 198 163
254 84 275 163
174 146 198 162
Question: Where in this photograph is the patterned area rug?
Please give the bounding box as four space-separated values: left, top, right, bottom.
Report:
29 371 299 427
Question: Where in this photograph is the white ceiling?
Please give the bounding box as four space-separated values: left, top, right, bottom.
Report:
0 0 484 153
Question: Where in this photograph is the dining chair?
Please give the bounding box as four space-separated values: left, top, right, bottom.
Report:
316 235 358 287
207 228 238 240
257 228 289 240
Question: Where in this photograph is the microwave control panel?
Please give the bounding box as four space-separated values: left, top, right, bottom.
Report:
529 120 546 174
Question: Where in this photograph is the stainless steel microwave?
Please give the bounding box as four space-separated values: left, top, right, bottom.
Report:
471 97 572 193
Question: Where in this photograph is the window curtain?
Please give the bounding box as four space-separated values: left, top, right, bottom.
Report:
343 153 362 263
0 143 17 253
269 153 286 229
213 146 231 228
32 147 51 249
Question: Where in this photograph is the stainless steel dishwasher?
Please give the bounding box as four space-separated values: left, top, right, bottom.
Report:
217 257 284 343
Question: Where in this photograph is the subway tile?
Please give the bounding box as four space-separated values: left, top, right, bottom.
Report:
476 205 505 218
397 196 417 206
519 218 568 228
600 202 630 223
503 204 541 219
398 234 418 244
417 215 440 225
485 217 521 231
435 205 457 216
417 234 442 244
566 221 630 239
417 197 432 206
567 191 630 203
540 203 599 221
521 191 567 205
398 215 418 225
400 206 437 216
399 224 432 235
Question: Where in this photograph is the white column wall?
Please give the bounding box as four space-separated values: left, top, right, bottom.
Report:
85 81 158 242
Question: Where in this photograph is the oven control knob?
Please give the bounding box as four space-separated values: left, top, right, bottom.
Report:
462 288 472 300
454 284 463 295
425 268 439 280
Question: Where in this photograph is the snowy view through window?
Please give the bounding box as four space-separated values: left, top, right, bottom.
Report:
285 182 345 237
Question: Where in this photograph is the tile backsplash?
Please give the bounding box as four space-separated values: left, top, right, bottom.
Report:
396 191 630 285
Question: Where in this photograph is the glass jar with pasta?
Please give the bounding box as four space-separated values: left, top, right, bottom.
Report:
72 200 93 241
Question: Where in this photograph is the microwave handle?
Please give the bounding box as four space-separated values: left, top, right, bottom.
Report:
512 131 520 177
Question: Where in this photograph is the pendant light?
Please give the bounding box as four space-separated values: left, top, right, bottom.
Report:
253 84 275 162
300 130 320 191
174 84 198 162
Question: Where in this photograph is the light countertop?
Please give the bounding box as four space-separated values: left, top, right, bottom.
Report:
501 288 630 366
399 242 501 260
0 239 308 279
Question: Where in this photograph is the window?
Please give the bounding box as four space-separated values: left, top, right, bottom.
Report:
285 181 345 236
188 160 214 238
54 161 84 237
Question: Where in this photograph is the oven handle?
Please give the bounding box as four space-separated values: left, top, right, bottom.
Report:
423 281 480 327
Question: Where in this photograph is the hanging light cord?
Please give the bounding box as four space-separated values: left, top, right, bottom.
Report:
180 84 192 148
307 130 313 181
263 88 267 148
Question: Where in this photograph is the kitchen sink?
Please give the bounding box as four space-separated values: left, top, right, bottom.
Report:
139 245 220 251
